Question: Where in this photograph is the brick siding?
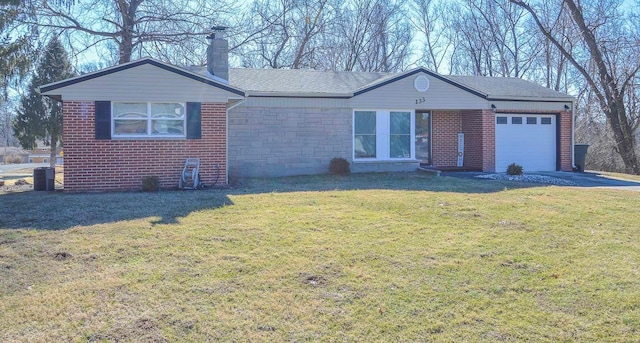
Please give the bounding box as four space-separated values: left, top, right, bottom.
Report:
480 110 497 172
430 110 494 170
62 101 227 192
431 111 463 167
461 110 483 170
558 110 573 171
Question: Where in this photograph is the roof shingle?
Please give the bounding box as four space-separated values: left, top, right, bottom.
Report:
184 64 575 100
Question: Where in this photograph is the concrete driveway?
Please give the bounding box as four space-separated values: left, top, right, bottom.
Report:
535 171 640 191
442 170 640 191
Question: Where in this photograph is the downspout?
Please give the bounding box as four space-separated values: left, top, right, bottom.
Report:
226 97 247 184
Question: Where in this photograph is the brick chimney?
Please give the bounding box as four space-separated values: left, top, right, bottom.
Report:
206 26 229 82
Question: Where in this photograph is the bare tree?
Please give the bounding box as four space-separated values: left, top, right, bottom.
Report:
511 0 640 174
444 0 537 77
21 0 237 65
332 0 412 72
409 0 453 73
229 0 333 70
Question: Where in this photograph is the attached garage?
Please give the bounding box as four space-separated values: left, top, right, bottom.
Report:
495 114 557 172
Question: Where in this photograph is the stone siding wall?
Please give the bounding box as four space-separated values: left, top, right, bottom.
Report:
228 106 353 177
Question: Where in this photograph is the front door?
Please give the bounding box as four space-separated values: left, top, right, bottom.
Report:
415 111 431 165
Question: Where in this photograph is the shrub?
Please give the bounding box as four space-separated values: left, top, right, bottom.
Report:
329 157 350 175
506 163 523 176
5 154 23 164
141 176 160 192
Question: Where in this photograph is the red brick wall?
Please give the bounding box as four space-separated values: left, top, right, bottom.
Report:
480 109 496 172
457 109 497 171
461 110 483 169
558 110 573 171
431 111 462 166
63 101 227 192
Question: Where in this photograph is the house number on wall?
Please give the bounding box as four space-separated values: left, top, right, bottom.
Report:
415 97 426 105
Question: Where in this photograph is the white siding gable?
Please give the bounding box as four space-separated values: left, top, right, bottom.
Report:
349 72 488 110
43 63 243 103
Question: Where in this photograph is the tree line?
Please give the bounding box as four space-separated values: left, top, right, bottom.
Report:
1 0 639 173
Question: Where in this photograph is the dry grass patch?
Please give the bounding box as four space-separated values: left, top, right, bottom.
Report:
598 170 640 182
0 166 64 189
1 173 639 341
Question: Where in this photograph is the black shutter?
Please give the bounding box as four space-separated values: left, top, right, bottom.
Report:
186 102 202 139
95 101 111 140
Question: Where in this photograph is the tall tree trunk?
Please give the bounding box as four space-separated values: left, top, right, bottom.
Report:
116 0 142 64
607 97 639 174
49 135 56 168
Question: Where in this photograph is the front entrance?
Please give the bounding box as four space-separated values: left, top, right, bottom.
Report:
415 111 431 164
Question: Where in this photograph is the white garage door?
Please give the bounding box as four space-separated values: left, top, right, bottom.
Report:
495 114 556 172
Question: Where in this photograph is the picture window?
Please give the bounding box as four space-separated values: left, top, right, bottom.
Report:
112 102 186 137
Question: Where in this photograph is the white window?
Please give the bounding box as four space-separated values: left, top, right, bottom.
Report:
112 102 186 137
390 111 411 158
353 110 414 160
354 111 377 158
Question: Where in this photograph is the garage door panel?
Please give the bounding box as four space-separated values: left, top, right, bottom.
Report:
495 115 556 172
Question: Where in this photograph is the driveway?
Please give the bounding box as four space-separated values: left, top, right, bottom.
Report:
442 170 640 191
535 171 640 191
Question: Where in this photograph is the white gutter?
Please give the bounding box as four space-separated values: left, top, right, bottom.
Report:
227 97 247 111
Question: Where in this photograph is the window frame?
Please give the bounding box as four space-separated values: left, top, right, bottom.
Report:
353 109 415 161
111 101 187 138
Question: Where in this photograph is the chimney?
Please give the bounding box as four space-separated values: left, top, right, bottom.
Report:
206 26 229 82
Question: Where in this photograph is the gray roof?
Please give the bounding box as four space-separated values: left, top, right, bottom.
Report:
230 68 388 97
446 75 573 100
189 65 573 101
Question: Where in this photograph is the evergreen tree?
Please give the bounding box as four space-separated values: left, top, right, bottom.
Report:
1 0 32 161
13 36 73 167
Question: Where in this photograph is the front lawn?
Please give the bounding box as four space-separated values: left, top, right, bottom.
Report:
1 173 639 341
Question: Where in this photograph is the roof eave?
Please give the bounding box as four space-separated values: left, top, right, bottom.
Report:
246 91 352 99
487 95 576 102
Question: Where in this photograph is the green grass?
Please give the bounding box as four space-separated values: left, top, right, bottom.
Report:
1 173 639 341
